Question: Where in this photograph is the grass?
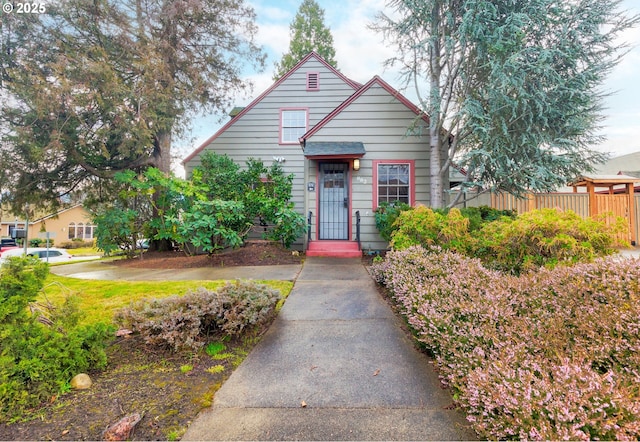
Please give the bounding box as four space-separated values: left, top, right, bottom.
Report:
40 274 294 326
61 247 102 256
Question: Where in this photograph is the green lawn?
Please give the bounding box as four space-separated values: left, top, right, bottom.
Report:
40 274 294 326
64 247 102 256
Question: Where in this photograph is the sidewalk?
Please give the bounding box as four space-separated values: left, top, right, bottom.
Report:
182 257 476 441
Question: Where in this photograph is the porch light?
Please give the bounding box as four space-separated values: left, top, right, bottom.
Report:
353 158 360 171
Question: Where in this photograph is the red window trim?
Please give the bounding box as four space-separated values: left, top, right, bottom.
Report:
372 160 416 210
279 107 309 145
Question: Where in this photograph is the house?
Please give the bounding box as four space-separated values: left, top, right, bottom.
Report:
0 204 96 245
183 52 446 256
595 151 640 180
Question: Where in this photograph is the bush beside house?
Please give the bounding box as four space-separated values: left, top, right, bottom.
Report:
377 206 623 273
371 207 640 440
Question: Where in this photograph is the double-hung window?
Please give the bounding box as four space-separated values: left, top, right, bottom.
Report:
280 109 307 144
374 161 414 208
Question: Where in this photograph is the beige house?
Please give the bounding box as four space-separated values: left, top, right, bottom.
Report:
1 205 96 245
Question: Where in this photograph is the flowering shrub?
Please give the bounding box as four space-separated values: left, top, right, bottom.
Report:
115 280 282 352
371 246 640 440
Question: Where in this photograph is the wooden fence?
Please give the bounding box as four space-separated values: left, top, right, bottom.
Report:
451 191 640 246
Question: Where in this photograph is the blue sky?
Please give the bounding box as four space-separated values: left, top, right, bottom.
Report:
177 0 640 169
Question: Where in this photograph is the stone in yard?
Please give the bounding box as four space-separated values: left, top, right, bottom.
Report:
70 373 92 390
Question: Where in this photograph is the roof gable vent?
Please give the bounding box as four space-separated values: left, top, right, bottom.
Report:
306 72 319 91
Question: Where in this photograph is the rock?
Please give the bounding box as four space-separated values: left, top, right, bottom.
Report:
70 373 92 390
102 413 143 441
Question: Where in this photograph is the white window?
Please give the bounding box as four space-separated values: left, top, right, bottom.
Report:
68 222 97 240
280 109 307 144
375 162 413 207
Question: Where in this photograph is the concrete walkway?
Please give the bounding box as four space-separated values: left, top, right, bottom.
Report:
182 257 476 441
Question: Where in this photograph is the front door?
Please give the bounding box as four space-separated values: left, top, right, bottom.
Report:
319 162 349 240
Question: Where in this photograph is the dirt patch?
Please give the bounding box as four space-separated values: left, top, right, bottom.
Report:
0 330 266 441
112 240 304 269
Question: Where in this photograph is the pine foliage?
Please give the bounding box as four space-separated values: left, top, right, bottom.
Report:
273 0 338 80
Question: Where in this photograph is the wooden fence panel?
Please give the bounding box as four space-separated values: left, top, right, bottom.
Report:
593 194 632 244
636 195 640 246
534 193 589 217
490 193 532 214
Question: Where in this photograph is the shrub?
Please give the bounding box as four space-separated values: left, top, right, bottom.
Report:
0 257 111 421
456 206 517 231
115 280 282 352
374 204 514 242
389 206 473 253
29 238 45 247
371 246 640 440
374 201 413 241
58 240 95 249
474 208 623 273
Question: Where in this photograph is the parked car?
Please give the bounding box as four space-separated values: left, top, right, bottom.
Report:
0 237 19 252
0 247 73 264
1 237 17 247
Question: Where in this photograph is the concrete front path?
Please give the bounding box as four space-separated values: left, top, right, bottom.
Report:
183 257 476 441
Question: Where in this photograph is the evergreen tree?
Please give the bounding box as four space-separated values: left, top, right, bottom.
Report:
273 0 338 80
0 0 265 213
375 0 638 208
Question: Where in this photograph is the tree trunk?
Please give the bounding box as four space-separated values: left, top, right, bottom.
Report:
148 129 173 252
154 130 172 174
428 1 444 209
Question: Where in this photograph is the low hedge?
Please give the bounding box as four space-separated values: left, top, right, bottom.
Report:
371 246 640 440
384 207 624 274
115 280 282 352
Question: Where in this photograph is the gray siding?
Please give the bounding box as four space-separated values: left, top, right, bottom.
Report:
183 56 358 247
305 82 431 251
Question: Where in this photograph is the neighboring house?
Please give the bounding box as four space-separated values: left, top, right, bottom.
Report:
595 150 640 179
183 52 446 256
0 204 96 245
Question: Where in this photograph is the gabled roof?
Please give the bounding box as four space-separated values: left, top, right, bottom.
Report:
300 75 429 141
182 52 361 165
570 174 640 186
595 150 640 178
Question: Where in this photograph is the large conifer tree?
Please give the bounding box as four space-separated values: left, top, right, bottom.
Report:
273 0 338 80
0 0 265 212
375 0 638 208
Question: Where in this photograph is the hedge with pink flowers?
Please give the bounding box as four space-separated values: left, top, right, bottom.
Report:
371 246 640 440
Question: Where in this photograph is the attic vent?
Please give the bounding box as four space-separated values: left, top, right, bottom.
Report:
306 72 319 91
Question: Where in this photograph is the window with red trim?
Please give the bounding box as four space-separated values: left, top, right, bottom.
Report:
280 109 307 143
375 162 412 206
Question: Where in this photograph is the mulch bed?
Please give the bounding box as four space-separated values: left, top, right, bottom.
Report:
111 240 304 269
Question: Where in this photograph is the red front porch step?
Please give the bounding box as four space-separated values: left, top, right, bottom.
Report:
306 240 362 258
